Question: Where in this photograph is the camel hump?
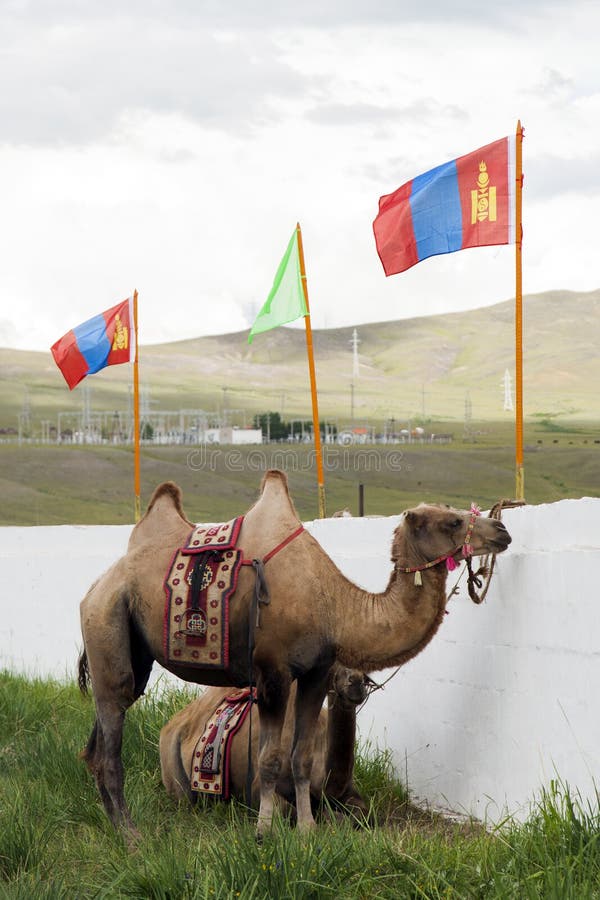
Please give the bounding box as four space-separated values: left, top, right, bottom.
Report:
145 481 187 517
243 469 300 534
258 469 298 517
128 481 194 550
260 469 290 495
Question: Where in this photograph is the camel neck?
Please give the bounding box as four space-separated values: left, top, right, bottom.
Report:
325 694 357 796
331 563 449 674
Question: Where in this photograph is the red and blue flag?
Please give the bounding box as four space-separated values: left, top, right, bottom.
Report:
373 135 515 276
51 297 134 390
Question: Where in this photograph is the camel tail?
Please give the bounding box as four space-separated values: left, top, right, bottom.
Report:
78 649 90 695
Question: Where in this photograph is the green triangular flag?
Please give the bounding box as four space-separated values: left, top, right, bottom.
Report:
248 229 308 343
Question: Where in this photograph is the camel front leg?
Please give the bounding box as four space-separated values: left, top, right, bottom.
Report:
255 666 291 837
292 671 329 831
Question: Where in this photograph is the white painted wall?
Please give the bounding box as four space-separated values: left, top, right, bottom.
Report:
1 497 599 823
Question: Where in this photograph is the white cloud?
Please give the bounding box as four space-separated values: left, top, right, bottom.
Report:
0 1 599 351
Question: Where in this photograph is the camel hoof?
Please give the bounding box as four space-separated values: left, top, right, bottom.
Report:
123 824 143 851
255 816 271 843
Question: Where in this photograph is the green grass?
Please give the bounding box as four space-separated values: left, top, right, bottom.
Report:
2 672 600 897
2 287 600 525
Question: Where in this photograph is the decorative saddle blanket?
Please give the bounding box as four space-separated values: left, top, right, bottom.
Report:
163 517 244 669
190 687 255 799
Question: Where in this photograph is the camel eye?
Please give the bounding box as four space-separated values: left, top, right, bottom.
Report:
451 519 462 529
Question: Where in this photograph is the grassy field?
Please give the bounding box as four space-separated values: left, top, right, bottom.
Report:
2 672 600 898
1 417 599 525
3 288 600 526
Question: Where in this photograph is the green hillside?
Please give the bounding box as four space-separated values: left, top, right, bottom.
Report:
2 288 599 433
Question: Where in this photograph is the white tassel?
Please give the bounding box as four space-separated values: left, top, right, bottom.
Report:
414 570 422 586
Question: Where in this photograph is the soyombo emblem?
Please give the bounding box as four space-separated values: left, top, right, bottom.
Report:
112 314 129 352
471 160 497 225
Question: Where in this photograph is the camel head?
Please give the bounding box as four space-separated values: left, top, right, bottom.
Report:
329 664 368 708
392 503 512 571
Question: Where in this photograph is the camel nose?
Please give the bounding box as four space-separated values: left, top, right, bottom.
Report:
348 676 368 704
495 521 512 547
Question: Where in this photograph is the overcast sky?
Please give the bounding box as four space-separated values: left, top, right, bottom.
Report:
1 0 598 351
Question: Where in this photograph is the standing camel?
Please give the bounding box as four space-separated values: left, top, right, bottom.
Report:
159 664 368 816
78 469 511 840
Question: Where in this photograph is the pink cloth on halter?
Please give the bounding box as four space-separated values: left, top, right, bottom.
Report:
446 504 481 571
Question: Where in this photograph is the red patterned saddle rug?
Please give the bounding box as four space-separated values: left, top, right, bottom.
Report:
163 517 244 669
190 687 255 798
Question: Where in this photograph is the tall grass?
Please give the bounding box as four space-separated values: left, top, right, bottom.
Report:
2 670 600 898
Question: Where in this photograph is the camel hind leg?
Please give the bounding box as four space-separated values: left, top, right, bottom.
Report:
79 586 153 838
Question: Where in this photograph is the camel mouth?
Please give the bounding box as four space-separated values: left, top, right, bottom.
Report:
492 523 512 551
486 532 512 553
347 683 368 705
475 521 512 555
338 677 369 705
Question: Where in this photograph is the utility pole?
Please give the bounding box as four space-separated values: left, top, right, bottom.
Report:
350 328 360 379
464 391 473 441
503 368 514 412
350 329 360 424
18 388 31 444
221 386 229 426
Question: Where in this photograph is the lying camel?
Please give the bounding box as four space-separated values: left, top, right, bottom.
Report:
78 469 511 839
160 664 368 816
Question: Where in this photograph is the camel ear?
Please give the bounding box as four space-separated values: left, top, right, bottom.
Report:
404 509 426 532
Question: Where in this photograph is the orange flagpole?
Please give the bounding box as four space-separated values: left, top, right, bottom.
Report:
296 223 326 518
132 289 141 521
515 122 524 501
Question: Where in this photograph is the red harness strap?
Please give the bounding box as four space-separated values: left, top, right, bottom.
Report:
240 524 305 568
237 523 305 805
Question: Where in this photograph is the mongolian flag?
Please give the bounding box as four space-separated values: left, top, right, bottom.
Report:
373 135 516 276
51 297 134 390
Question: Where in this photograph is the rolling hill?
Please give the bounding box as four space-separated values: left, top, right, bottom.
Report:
1 288 599 433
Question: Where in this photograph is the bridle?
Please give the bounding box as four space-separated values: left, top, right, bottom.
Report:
366 499 520 697
395 503 481 586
